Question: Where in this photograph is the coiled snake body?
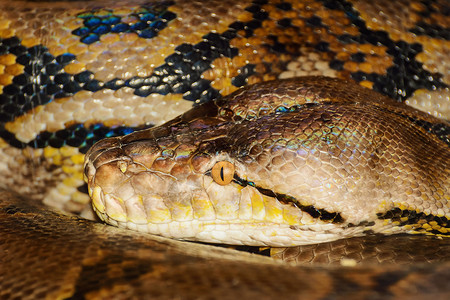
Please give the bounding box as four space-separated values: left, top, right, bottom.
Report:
0 0 449 298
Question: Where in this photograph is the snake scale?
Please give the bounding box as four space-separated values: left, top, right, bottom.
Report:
0 0 449 299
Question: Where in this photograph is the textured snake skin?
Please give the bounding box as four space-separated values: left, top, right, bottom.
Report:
1 189 449 299
84 77 449 246
0 0 449 298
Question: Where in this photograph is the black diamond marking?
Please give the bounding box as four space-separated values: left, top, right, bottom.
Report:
412 1 448 19
319 0 448 101
377 208 449 236
0 123 153 152
315 41 329 52
374 105 449 146
306 16 323 27
0 40 78 123
95 0 271 104
406 117 450 146
232 64 256 87
276 2 293 11
350 52 365 62
72 1 176 44
278 18 292 28
233 175 344 224
410 22 450 40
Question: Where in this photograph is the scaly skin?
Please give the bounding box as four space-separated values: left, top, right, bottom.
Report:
0 0 449 298
85 77 449 246
1 189 450 299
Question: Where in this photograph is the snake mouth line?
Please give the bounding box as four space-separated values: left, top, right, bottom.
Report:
232 175 345 224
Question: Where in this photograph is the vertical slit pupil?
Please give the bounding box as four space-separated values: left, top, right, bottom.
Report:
220 166 224 181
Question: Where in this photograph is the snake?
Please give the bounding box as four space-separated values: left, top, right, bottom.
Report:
0 0 449 298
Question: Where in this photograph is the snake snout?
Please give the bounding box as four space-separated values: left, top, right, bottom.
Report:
83 137 125 185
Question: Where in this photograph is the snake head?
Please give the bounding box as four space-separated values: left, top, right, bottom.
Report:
84 78 450 246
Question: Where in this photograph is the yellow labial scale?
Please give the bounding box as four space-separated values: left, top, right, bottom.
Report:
168 202 193 222
145 195 171 224
282 205 302 226
192 197 216 220
263 196 284 223
125 196 148 224
238 188 253 220
238 197 252 221
91 187 105 213
106 204 127 222
148 209 172 224
251 189 265 220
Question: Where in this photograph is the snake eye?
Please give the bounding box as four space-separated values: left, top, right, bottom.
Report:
211 161 235 185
